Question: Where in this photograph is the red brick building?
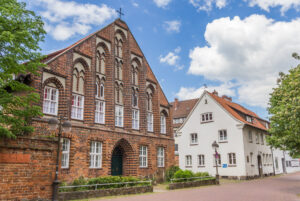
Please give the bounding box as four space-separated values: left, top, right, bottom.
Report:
0 19 174 200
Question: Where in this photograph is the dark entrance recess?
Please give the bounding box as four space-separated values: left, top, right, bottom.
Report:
257 155 263 177
111 146 123 176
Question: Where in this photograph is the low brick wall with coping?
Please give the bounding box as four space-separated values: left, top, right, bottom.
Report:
168 178 218 190
58 185 153 201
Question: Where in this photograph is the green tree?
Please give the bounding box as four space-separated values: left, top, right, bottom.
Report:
0 0 46 138
267 53 300 155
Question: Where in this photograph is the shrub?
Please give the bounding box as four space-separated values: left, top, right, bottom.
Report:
59 176 150 192
194 172 209 177
174 170 194 182
165 166 181 181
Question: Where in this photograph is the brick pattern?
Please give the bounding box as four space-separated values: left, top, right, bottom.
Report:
0 19 175 201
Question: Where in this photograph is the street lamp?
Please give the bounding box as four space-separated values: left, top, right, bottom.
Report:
48 116 71 201
212 141 220 183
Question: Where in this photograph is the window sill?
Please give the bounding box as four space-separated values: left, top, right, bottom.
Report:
198 165 205 168
190 143 198 146
219 141 228 143
228 165 237 167
43 112 58 117
71 118 84 122
200 120 214 124
139 167 149 169
185 166 192 168
95 122 105 125
249 141 253 143
251 164 255 167
157 166 165 168
115 125 124 128
61 167 69 170
89 167 102 170
213 165 221 167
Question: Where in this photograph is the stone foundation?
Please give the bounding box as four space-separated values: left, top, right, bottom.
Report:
58 185 153 201
168 179 218 190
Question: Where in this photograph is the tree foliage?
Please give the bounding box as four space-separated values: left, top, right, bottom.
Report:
0 0 46 138
267 53 300 155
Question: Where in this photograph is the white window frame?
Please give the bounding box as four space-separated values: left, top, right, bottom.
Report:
260 134 264 145
228 153 236 165
95 100 105 124
160 115 166 134
246 116 252 122
115 105 124 127
190 133 198 145
71 94 84 120
219 129 227 142
185 155 192 166
132 109 139 130
198 154 205 166
90 141 102 168
201 112 213 123
43 86 59 115
248 131 253 143
61 138 70 169
139 146 148 168
147 112 153 132
157 147 165 167
255 133 259 144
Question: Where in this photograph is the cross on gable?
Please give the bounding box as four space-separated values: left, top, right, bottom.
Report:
117 8 124 19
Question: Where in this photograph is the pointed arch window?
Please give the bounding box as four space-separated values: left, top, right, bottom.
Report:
95 77 105 124
160 113 167 134
146 89 154 132
72 62 85 120
114 36 123 58
96 49 106 74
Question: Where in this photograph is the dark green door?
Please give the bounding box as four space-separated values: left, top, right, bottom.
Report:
111 147 123 176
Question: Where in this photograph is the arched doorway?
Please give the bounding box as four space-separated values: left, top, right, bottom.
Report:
257 155 263 177
111 146 123 176
111 139 136 176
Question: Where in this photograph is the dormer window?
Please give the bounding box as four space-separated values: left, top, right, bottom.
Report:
265 122 269 129
201 112 213 123
246 116 252 123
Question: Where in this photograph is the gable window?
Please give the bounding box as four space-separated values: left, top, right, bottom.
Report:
132 109 139 130
43 86 59 115
185 155 192 166
95 100 105 124
160 114 166 134
246 116 252 123
248 131 253 143
61 138 70 169
219 130 227 142
157 147 165 167
198 155 205 166
96 46 106 74
90 141 102 168
71 94 84 120
228 153 236 165
139 146 148 168
201 112 213 123
115 105 123 127
190 133 198 145
213 154 221 166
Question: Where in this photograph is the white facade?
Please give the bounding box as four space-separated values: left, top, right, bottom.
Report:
176 92 275 178
272 150 300 174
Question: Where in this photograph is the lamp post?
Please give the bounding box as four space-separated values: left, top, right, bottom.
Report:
212 141 220 182
48 116 72 201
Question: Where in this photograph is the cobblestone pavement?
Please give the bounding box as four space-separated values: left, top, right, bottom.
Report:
99 172 300 201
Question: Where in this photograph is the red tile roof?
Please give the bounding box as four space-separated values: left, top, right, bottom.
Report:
208 92 268 131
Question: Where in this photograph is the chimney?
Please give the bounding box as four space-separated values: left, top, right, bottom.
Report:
212 90 218 96
222 95 232 101
174 98 179 110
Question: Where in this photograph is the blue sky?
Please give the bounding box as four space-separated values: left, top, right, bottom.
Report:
24 0 300 119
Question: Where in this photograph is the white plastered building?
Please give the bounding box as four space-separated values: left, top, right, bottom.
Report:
176 91 275 179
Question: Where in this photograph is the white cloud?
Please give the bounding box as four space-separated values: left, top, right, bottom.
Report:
132 2 139 7
176 82 236 100
160 47 183 71
153 0 172 8
247 0 300 14
187 14 300 108
163 20 181 33
32 0 117 40
189 0 227 12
